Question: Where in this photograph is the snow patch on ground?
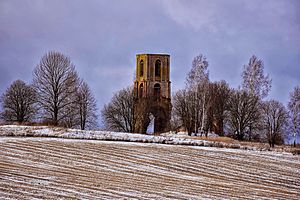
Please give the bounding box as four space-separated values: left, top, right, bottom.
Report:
0 125 294 153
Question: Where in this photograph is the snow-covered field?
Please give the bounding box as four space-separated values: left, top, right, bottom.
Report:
0 126 300 199
0 125 271 151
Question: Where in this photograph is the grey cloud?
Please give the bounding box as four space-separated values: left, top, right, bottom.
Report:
0 0 299 117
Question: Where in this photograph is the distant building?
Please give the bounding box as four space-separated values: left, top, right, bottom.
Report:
134 54 172 134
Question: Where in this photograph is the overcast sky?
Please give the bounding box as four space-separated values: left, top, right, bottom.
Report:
1 0 299 119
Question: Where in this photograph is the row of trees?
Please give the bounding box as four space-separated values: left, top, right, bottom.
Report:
173 54 300 147
0 51 98 130
1 51 299 146
101 54 300 147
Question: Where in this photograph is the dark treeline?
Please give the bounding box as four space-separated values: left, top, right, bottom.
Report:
101 54 300 147
0 51 98 130
1 51 299 147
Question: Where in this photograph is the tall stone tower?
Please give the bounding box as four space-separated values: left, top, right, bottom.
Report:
134 54 172 134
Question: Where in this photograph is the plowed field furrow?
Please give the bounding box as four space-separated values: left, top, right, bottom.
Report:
0 137 299 199
0 142 298 194
0 168 131 199
0 143 296 199
2 142 282 197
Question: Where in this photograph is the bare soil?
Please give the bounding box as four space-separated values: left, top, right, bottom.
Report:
0 137 299 199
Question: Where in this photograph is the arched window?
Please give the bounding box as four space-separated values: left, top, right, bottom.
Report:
155 60 161 77
139 83 143 98
139 60 144 77
154 83 160 99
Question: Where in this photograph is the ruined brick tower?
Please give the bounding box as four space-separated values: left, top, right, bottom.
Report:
134 54 172 134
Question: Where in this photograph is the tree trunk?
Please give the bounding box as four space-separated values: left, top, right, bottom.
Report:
294 131 296 147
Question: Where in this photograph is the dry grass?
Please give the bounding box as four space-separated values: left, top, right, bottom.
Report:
187 136 236 143
186 135 300 153
0 137 299 199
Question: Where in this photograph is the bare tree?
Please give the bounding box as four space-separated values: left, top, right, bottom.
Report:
101 86 136 132
0 80 36 123
207 80 231 136
60 97 79 128
170 108 182 132
75 81 98 130
186 54 209 87
242 55 272 99
262 100 287 147
241 55 271 139
172 54 213 136
185 54 210 134
172 89 194 135
33 51 79 126
227 89 260 141
288 86 300 147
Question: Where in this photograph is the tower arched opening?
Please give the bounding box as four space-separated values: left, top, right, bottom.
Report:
155 59 161 77
139 83 143 98
154 83 161 100
139 60 144 77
